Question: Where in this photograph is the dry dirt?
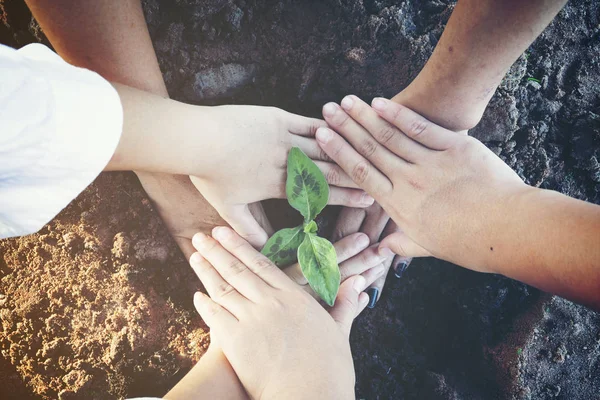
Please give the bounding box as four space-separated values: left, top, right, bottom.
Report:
1 0 599 399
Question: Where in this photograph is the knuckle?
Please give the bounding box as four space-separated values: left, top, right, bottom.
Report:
215 282 236 299
377 125 397 145
319 147 333 162
325 166 341 186
227 259 247 276
359 139 378 158
351 161 371 184
252 256 275 272
409 117 429 138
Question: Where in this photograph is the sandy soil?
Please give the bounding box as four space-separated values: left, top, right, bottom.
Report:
0 0 599 399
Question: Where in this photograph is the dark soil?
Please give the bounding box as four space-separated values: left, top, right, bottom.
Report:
1 0 599 399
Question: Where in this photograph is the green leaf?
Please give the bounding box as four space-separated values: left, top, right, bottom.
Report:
304 220 318 234
298 233 340 306
287 147 329 222
261 226 305 267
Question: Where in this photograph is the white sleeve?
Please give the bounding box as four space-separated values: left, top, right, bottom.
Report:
0 43 123 239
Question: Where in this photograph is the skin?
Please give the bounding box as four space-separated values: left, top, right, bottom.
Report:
332 0 569 303
24 0 372 254
316 96 600 311
99 83 387 398
180 227 366 399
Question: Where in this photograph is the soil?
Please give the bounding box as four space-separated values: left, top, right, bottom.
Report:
1 0 599 399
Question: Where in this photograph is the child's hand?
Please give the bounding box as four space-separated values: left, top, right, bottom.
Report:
189 105 374 248
316 96 526 272
189 227 367 400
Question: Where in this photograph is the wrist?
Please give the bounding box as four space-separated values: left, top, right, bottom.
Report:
392 71 490 132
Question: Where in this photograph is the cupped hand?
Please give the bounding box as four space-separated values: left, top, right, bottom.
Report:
190 105 375 249
283 232 393 300
189 227 368 400
316 96 525 272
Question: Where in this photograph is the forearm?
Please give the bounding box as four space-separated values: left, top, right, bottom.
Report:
165 347 248 400
393 0 567 131
25 0 168 96
107 83 214 175
465 186 600 309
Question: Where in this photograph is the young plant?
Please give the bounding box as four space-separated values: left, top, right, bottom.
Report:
261 147 340 306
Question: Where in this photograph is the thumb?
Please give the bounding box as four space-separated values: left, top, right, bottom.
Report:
219 205 269 249
379 232 431 258
330 275 369 338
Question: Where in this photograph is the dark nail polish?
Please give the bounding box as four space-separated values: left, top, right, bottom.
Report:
394 261 410 279
366 287 379 309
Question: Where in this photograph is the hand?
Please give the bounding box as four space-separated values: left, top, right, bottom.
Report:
330 202 414 309
190 105 375 248
316 96 525 272
283 232 392 300
189 227 368 400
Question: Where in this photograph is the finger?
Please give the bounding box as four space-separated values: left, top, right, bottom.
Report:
316 126 393 197
340 95 430 163
379 232 432 258
365 269 388 309
314 161 360 189
328 187 375 208
323 101 403 174
285 233 370 285
192 232 267 301
332 207 366 242
371 98 459 151
338 245 392 282
360 263 387 288
292 135 333 162
392 256 413 279
193 291 237 330
330 275 368 338
360 205 390 244
286 112 328 137
189 251 248 315
219 205 269 249
248 202 274 237
212 226 295 291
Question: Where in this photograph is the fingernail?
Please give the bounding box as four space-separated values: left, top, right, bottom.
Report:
379 247 394 259
394 261 410 279
361 192 375 206
366 287 379 308
341 96 354 110
372 97 387 111
212 226 232 240
323 103 338 118
353 275 366 293
356 234 370 249
316 127 333 144
190 252 203 265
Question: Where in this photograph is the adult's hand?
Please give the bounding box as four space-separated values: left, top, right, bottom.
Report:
315 96 523 271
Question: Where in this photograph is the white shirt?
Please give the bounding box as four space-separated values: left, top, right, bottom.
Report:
0 43 123 239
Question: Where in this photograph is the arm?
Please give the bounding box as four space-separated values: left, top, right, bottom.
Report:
165 347 248 400
315 96 600 310
25 0 370 251
330 0 569 306
24 0 168 96
393 0 568 131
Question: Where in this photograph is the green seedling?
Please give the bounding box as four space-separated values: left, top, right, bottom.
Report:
527 77 541 84
261 147 340 306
